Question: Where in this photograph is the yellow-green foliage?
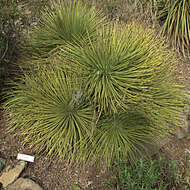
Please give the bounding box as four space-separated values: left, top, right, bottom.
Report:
159 0 190 56
61 23 184 114
4 66 94 161
3 1 188 167
27 0 105 57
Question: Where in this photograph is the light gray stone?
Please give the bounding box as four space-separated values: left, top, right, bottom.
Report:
176 127 187 139
150 136 170 156
6 177 43 190
0 161 27 188
134 136 170 158
175 119 190 139
0 158 6 172
156 136 170 147
142 136 170 157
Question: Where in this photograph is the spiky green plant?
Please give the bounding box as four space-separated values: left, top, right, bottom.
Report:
3 22 187 167
158 0 190 56
27 0 105 57
60 24 185 114
81 110 155 166
3 65 94 161
54 23 186 165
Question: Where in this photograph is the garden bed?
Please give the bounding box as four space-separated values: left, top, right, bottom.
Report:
1 0 190 190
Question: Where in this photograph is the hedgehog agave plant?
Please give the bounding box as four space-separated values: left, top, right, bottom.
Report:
59 23 186 165
158 0 190 56
61 23 186 114
3 23 187 167
27 0 105 57
3 65 94 162
80 109 158 166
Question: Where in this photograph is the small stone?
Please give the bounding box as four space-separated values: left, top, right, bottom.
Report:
143 136 170 157
0 161 27 188
185 119 190 134
0 158 6 172
156 136 170 147
6 178 43 190
176 127 187 139
84 181 93 188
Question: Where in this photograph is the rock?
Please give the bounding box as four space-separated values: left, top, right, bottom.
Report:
6 178 43 190
176 127 187 139
0 161 27 188
176 120 190 139
0 158 6 172
175 109 190 139
144 136 170 157
157 136 170 147
186 115 190 133
152 136 170 155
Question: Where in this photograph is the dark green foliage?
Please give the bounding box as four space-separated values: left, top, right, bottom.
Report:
109 157 180 190
0 0 25 88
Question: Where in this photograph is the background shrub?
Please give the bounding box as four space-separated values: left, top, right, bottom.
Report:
0 0 26 90
84 0 155 24
0 0 49 94
157 0 190 57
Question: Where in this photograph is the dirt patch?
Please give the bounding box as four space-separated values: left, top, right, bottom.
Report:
160 134 190 189
161 135 190 164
